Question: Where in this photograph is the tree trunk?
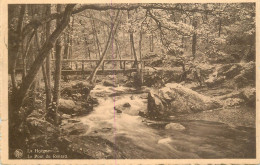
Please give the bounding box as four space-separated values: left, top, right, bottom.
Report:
139 31 143 85
115 38 122 69
150 33 154 52
130 32 141 87
128 10 138 68
22 30 35 79
52 4 63 125
41 62 50 107
35 29 52 113
63 16 70 60
192 33 197 57
52 41 62 125
127 11 133 60
179 62 187 82
218 17 222 37
88 47 93 67
130 34 137 67
181 17 186 49
45 4 52 109
192 20 197 58
93 39 98 60
89 10 120 84
10 5 26 92
181 36 184 48
33 30 44 107
69 16 74 67
90 12 102 59
64 33 69 59
130 33 138 69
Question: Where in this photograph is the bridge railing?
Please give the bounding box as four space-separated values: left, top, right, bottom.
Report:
14 59 147 76
51 59 147 75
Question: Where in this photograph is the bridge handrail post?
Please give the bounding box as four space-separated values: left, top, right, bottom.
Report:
82 61 84 79
123 61 126 72
102 61 105 73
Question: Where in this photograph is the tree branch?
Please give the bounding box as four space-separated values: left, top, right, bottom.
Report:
21 4 216 39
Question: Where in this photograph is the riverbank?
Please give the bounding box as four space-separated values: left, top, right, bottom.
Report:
175 106 255 128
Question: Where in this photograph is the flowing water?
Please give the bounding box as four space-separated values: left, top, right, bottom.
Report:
78 85 255 159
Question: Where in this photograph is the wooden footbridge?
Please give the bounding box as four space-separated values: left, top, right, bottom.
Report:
15 59 147 76
54 59 147 76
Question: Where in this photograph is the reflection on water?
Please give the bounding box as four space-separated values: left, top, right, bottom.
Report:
78 85 256 159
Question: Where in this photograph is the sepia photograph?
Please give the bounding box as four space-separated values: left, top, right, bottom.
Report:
1 1 259 164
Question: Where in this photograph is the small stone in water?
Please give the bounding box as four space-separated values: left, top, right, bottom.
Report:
138 111 145 116
130 95 134 100
116 109 122 113
158 137 172 144
165 123 185 131
123 103 131 107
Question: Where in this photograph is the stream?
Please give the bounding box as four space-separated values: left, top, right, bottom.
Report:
78 85 255 159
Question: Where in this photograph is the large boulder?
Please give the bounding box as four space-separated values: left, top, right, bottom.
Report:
114 102 140 116
233 61 255 88
60 135 126 159
215 87 256 108
26 117 58 135
199 63 215 77
61 81 94 99
103 80 116 87
114 103 131 111
26 116 59 148
217 64 242 78
204 74 225 88
62 122 88 135
72 81 94 89
58 99 76 114
147 83 222 118
143 69 182 88
143 53 164 67
57 98 94 116
27 109 45 119
223 98 245 107
205 62 255 88
151 59 163 67
205 64 242 87
242 87 256 107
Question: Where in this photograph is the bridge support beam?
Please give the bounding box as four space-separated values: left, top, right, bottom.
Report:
82 62 85 79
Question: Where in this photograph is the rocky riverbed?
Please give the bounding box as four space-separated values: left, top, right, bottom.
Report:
22 73 256 159
56 82 255 159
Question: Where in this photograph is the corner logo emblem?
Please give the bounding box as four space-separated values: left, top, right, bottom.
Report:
14 149 23 158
